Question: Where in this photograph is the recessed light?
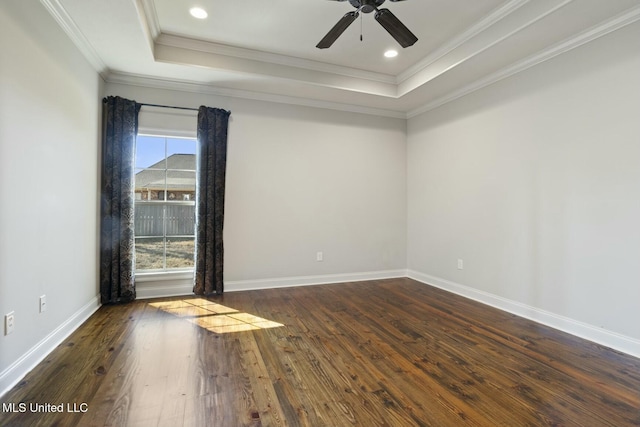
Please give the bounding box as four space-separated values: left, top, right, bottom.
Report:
190 7 208 19
384 49 398 58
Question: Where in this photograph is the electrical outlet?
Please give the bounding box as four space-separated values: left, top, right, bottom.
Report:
40 295 47 313
457 259 464 270
316 251 324 262
5 312 15 335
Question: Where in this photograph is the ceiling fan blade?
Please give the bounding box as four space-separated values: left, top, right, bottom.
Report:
374 8 418 48
316 11 359 49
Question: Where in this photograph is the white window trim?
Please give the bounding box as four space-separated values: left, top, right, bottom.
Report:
134 125 197 280
135 108 198 285
138 105 197 139
135 270 195 299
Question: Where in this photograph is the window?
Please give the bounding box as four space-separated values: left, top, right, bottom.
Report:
134 135 197 271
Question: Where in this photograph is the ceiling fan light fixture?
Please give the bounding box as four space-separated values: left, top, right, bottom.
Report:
384 49 398 58
189 7 208 20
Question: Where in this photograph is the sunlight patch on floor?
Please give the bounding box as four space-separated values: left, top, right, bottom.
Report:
148 298 284 333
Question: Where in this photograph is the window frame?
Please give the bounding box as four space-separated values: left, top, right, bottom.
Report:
134 133 197 274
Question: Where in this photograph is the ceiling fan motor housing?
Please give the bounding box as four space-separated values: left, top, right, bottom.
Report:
348 0 386 13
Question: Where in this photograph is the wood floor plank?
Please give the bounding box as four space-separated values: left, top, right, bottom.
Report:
319 285 525 426
1 278 639 426
377 281 640 425
378 281 637 425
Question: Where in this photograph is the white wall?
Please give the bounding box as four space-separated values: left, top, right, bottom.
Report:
407 22 640 352
106 83 408 291
0 0 103 394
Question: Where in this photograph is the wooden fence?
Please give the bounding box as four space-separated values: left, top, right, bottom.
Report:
135 204 195 237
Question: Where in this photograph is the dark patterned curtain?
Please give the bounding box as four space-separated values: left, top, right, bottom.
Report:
194 106 231 295
100 96 140 304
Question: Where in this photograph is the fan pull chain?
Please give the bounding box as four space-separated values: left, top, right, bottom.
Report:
360 13 363 41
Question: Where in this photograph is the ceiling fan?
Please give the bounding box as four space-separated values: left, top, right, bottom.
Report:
317 0 418 49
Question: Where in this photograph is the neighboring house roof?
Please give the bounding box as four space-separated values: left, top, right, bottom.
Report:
135 154 196 191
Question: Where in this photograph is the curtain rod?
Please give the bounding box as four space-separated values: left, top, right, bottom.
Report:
140 103 199 112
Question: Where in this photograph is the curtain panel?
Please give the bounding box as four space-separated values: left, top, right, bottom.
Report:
194 106 231 295
100 96 140 304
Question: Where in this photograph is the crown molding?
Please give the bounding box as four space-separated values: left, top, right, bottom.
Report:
39 0 107 76
155 33 397 85
407 3 640 119
135 0 160 54
397 0 574 97
105 72 407 119
137 0 160 40
139 0 396 85
154 42 397 97
397 0 529 84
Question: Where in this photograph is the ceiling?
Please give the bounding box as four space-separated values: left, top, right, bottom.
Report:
44 0 640 118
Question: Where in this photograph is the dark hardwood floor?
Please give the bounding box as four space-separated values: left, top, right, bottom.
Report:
1 278 639 426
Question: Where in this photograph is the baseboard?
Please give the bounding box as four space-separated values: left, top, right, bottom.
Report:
134 269 408 298
0 294 101 398
407 270 640 359
226 269 408 292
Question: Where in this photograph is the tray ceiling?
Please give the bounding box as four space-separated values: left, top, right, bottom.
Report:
46 0 640 117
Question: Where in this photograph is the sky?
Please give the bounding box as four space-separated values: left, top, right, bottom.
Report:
135 135 197 169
